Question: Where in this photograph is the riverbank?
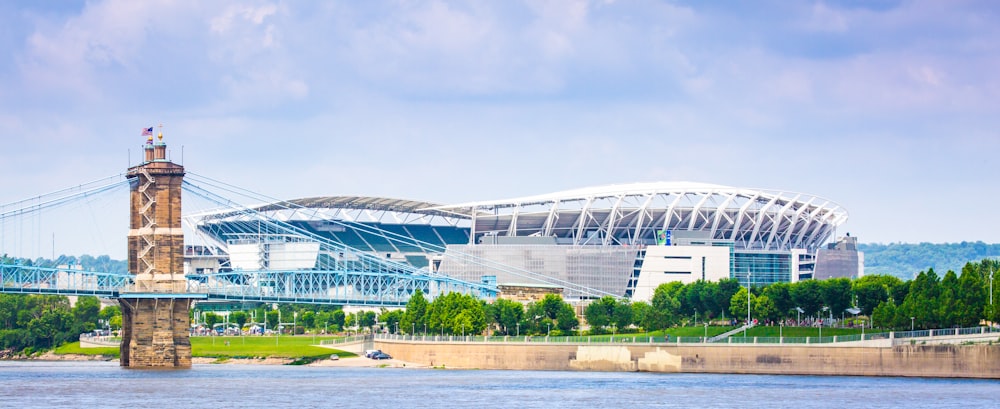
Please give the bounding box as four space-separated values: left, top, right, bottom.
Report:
376 339 1000 379
23 351 422 368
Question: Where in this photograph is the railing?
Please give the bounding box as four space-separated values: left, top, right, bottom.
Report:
372 325 1000 346
319 334 372 346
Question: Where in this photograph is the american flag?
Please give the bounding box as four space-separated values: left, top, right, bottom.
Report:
141 127 153 136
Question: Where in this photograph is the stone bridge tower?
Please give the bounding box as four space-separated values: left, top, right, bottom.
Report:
119 131 194 368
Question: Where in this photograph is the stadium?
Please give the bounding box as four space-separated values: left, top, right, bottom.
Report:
186 182 862 301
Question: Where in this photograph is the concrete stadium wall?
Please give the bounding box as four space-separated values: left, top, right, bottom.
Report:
375 340 1000 379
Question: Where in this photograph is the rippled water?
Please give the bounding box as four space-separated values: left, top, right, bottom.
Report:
1 361 997 408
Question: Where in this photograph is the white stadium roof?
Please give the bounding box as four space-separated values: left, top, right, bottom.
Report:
427 182 848 251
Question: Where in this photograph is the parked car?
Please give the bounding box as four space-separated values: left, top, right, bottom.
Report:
372 352 392 360
365 349 382 359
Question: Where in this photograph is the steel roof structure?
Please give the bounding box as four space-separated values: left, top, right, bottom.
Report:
427 182 848 251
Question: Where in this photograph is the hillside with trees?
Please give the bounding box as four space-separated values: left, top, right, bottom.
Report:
859 241 1000 279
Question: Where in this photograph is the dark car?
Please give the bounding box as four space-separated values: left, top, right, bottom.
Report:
372 352 392 360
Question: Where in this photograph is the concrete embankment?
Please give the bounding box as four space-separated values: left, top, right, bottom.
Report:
375 340 1000 379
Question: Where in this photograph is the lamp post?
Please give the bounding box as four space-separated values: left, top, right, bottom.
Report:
694 308 697 327
779 322 783 340
546 323 551 338
704 322 708 342
911 316 915 332
516 322 520 337
412 323 415 336
745 271 752 337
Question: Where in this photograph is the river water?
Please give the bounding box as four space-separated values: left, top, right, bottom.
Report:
1 361 997 408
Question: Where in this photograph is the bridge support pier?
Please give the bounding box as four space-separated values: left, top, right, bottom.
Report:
121 131 193 368
119 297 194 368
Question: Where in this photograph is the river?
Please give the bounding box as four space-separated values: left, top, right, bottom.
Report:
1 361 997 408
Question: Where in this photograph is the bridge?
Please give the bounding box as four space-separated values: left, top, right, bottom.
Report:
0 132 512 367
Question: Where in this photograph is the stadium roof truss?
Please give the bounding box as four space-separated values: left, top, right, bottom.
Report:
428 182 848 251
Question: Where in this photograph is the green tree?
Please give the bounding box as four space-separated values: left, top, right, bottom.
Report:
401 289 429 334
331 310 346 330
790 279 823 318
761 282 792 320
230 311 249 329
204 312 221 329
611 298 633 331
299 311 316 330
556 302 579 333
379 309 404 333
490 298 523 335
820 278 853 320
72 296 101 333
872 300 897 329
584 296 614 332
631 301 651 331
729 287 754 323
266 310 279 330
646 283 681 331
754 294 778 322
716 278 741 318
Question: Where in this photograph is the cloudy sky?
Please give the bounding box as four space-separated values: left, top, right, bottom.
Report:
1 0 998 258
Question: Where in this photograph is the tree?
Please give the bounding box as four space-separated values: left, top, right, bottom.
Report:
379 309 404 334
611 298 633 331
820 278 853 320
754 294 777 322
872 300 897 329
230 311 249 329
646 283 681 331
72 296 101 333
331 310 346 330
729 287 754 323
266 310 279 330
584 296 614 332
401 289 429 334
790 279 823 318
852 275 900 315
555 303 578 333
716 278 741 318
299 311 315 329
761 282 792 320
631 301 651 331
204 312 221 329
490 298 524 335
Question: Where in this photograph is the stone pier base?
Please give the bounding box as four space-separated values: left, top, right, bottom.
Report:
119 297 193 368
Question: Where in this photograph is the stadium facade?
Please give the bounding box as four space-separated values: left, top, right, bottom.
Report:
187 182 863 302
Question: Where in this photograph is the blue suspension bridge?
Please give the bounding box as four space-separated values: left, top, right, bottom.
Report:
0 170 612 308
0 173 499 306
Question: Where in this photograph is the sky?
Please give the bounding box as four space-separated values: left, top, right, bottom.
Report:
1 0 999 259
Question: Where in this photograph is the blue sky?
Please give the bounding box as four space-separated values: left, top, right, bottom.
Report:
1 0 999 258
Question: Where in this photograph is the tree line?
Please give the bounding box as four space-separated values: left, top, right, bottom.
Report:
2 259 997 354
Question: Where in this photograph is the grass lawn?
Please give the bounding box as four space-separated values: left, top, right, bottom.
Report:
741 326 867 338
54 342 119 357
52 336 355 361
191 335 356 360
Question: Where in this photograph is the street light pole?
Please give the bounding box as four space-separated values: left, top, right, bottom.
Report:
745 271 752 337
911 316 915 332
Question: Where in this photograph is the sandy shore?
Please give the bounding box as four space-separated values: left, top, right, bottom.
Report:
23 351 423 368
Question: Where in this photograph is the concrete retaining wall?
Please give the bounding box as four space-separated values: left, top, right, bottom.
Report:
375 340 1000 379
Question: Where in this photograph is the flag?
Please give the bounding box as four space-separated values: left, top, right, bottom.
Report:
141 127 153 136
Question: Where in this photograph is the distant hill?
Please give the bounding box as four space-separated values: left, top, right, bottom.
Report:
858 242 1000 279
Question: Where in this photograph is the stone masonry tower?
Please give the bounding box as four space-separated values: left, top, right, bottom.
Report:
119 131 193 368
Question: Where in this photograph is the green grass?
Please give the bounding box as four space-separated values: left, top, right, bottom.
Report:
54 342 120 357
740 326 867 338
190 335 356 360
53 336 355 361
